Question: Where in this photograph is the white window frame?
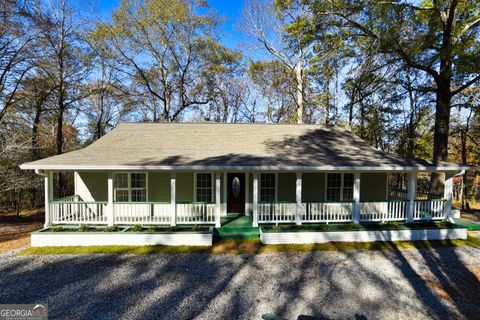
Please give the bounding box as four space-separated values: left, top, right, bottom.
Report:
194 172 214 203
259 172 278 203
325 172 353 202
113 172 148 202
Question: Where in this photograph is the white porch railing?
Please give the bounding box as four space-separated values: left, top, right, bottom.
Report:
413 199 446 220
50 196 107 224
49 197 449 226
176 203 215 224
113 202 171 224
258 202 296 223
303 202 353 223
360 201 407 222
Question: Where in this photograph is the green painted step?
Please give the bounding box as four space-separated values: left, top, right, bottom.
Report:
216 215 260 240
214 230 259 240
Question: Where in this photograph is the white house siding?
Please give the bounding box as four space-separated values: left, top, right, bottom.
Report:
360 172 388 201
75 172 108 202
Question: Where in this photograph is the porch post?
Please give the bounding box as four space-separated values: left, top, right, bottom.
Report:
353 172 360 224
215 172 221 228
444 172 454 221
295 172 302 225
406 172 417 223
44 171 53 228
253 172 259 227
107 173 114 226
170 172 176 226
223 172 227 215
245 172 250 215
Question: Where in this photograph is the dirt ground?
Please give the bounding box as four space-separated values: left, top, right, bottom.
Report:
0 209 44 253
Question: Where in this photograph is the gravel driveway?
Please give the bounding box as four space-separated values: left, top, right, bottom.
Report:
0 246 479 320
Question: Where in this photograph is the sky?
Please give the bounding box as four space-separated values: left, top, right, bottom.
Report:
96 0 248 51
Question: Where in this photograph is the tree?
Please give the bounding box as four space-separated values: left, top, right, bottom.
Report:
242 0 322 124
27 0 92 195
83 59 131 141
0 0 35 123
90 0 239 122
304 0 480 194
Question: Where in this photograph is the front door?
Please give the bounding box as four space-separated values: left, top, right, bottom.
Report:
227 173 245 214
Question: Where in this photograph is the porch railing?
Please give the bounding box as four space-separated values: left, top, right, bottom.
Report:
176 202 215 224
113 202 171 224
258 202 296 223
48 197 449 226
359 201 407 222
50 196 107 224
413 199 446 220
303 202 353 223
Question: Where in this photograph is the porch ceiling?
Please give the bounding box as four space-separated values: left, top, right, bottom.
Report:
20 123 473 172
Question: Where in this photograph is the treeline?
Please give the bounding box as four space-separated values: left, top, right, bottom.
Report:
0 0 479 212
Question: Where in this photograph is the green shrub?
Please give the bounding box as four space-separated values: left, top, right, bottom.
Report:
79 224 93 232
271 225 283 231
150 225 163 231
49 226 64 232
131 224 143 232
103 225 120 232
191 224 201 232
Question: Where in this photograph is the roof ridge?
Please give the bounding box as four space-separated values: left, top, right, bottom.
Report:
119 121 327 126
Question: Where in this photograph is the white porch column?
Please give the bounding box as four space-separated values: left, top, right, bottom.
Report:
43 171 53 228
406 172 417 223
107 173 114 226
170 172 176 226
444 172 454 221
353 173 361 224
295 172 302 225
223 172 227 215
215 173 221 228
253 173 259 227
245 172 250 215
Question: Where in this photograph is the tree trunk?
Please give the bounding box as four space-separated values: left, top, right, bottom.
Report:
56 99 65 196
406 69 416 158
16 190 21 216
31 102 42 160
430 5 456 197
294 60 303 124
359 102 366 139
430 84 451 196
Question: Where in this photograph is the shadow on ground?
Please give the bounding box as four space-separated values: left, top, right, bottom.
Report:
0 242 479 319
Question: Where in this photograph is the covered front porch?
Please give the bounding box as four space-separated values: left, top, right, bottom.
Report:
41 170 455 229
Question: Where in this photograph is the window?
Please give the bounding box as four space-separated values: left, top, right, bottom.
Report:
260 173 276 202
326 173 341 201
196 173 213 202
326 173 354 202
114 172 147 202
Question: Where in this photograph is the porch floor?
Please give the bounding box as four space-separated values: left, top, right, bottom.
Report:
216 215 259 240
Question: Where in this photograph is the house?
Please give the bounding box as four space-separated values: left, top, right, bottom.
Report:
20 123 472 245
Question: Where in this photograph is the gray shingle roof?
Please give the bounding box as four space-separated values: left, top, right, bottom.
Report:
20 123 471 171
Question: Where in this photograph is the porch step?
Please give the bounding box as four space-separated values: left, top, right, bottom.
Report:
215 215 259 240
214 228 260 240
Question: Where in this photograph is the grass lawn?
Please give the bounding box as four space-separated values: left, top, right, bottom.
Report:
20 234 480 255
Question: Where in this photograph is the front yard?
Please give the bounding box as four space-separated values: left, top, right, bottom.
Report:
1 207 480 319
0 209 43 253
1 244 479 319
